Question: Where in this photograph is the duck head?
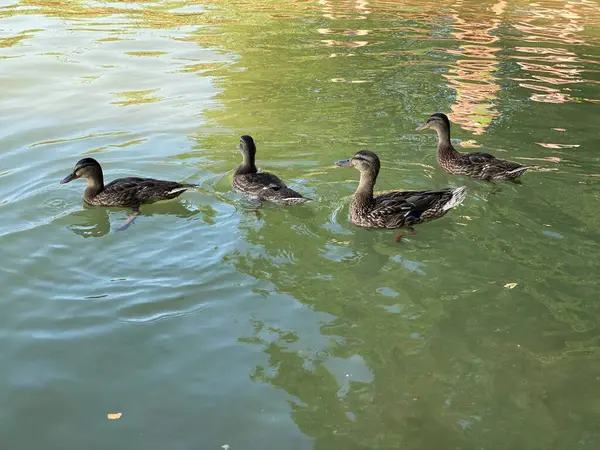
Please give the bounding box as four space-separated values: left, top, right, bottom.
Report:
61 158 103 184
335 150 381 177
238 135 256 157
236 134 258 174
415 112 451 132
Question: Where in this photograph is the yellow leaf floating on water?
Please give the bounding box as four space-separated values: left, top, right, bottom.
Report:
504 283 518 289
107 413 122 420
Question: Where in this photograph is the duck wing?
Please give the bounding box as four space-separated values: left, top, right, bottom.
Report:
99 177 192 206
463 152 528 180
234 172 308 204
365 188 463 228
234 172 285 194
466 151 496 164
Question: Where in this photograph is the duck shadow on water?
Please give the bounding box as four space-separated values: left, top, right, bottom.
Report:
58 200 209 238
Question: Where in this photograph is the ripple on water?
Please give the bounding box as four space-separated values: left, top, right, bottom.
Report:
2 1 600 448
323 198 353 235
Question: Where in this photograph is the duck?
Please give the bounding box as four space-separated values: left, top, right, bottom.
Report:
335 150 467 241
416 113 530 181
60 157 195 231
233 135 309 205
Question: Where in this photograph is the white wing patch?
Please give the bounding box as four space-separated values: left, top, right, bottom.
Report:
167 187 188 194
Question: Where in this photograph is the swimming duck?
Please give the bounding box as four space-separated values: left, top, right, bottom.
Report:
61 157 195 231
233 135 309 205
416 113 530 181
335 150 467 240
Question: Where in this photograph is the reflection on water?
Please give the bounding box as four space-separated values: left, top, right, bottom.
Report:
443 0 503 137
510 0 600 104
318 0 371 20
64 207 112 238
2 0 600 449
304 0 600 137
58 200 206 238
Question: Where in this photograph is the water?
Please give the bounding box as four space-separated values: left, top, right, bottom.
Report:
1 0 600 448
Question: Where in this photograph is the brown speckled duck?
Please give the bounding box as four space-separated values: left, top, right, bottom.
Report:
416 113 530 181
233 135 309 205
335 150 467 241
61 157 195 231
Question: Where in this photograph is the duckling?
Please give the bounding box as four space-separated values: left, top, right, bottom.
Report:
335 150 467 241
60 157 195 231
233 135 309 205
416 113 530 181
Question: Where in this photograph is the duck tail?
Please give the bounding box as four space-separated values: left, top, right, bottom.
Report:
507 166 531 175
167 183 197 195
443 186 467 211
281 196 311 205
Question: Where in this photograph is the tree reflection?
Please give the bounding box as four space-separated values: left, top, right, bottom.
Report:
192 2 600 447
230 200 600 448
226 202 496 448
5 1 600 448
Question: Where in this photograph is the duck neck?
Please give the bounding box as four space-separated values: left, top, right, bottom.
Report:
235 152 257 175
352 170 376 209
435 123 452 146
435 125 458 158
84 168 104 200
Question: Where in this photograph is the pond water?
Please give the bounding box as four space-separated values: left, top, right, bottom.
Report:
1 0 600 449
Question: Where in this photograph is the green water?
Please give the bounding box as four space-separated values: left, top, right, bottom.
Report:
1 0 600 448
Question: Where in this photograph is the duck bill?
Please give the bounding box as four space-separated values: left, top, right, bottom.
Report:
60 172 77 184
415 122 429 131
335 159 352 167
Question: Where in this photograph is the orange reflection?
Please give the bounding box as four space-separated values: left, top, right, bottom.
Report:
316 1 373 63
317 0 371 20
510 0 599 104
321 39 369 47
317 28 371 36
442 0 504 136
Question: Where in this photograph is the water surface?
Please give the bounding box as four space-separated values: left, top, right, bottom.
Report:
1 0 600 449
